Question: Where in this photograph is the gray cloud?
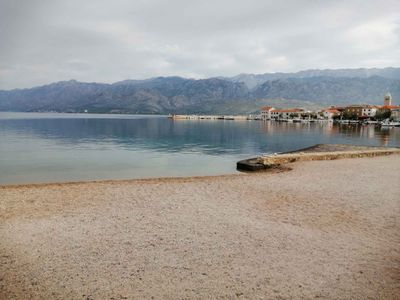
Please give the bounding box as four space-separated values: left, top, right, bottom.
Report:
0 0 399 89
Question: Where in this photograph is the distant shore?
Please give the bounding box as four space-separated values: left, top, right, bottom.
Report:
1 156 399 299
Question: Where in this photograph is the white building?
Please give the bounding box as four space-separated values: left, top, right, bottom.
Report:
361 106 378 118
270 108 304 119
321 108 340 119
391 108 400 121
260 106 275 120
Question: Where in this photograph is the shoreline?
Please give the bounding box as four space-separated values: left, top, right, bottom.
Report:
3 144 399 188
1 155 399 299
0 166 289 189
0 173 245 189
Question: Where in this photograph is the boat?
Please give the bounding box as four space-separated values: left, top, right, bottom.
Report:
380 119 400 127
364 120 379 125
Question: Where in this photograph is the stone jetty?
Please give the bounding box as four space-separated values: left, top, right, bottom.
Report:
237 144 400 171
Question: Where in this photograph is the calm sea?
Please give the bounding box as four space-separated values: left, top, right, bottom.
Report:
1 112 399 184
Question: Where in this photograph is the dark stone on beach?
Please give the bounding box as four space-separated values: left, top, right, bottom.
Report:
236 158 275 171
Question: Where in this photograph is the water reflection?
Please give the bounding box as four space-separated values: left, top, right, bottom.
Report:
0 113 399 184
2 117 398 152
258 120 396 148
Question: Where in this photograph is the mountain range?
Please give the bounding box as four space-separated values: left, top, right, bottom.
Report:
0 67 399 114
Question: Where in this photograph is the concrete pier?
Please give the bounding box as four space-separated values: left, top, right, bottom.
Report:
237 144 400 171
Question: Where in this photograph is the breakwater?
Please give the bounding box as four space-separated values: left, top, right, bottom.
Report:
237 144 400 171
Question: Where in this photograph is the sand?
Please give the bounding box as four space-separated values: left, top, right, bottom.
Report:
0 155 399 299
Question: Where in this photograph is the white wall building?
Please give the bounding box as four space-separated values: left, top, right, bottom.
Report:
260 106 274 120
361 106 378 118
322 109 340 119
270 109 304 119
391 108 400 121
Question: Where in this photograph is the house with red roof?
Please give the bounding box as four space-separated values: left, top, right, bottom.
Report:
270 108 304 119
361 105 379 118
321 108 340 119
260 106 275 120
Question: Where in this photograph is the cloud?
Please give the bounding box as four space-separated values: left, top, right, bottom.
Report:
0 0 399 89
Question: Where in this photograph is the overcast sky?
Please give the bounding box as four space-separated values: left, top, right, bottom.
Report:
1 0 399 89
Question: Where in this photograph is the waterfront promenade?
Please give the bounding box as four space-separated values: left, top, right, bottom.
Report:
1 155 399 299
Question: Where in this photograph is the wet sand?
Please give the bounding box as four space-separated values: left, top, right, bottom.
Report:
1 155 399 299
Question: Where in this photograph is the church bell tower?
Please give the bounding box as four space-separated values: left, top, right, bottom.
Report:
384 93 392 106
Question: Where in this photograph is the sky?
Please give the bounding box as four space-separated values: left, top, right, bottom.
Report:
0 0 399 89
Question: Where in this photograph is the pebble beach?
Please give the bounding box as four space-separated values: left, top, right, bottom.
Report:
1 155 399 299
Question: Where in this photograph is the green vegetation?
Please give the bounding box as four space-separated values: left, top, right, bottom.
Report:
342 112 358 120
374 110 391 121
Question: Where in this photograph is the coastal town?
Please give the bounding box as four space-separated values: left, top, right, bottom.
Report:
169 93 400 127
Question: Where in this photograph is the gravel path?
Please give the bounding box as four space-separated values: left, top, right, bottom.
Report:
1 155 399 299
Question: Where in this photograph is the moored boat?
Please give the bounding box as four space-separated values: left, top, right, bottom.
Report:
380 119 400 127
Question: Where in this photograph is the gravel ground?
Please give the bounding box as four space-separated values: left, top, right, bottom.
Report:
1 155 399 299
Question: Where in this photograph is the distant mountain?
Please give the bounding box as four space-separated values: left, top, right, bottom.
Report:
227 67 400 89
0 68 399 114
90 77 250 113
0 77 250 114
0 80 108 112
253 76 400 105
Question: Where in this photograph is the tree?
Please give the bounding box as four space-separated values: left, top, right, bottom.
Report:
374 110 391 121
342 111 357 120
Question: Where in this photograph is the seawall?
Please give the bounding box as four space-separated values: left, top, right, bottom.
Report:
237 144 400 171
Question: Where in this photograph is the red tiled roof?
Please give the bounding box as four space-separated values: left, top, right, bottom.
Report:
344 105 365 108
345 105 380 109
323 109 340 113
261 106 273 111
381 105 400 109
